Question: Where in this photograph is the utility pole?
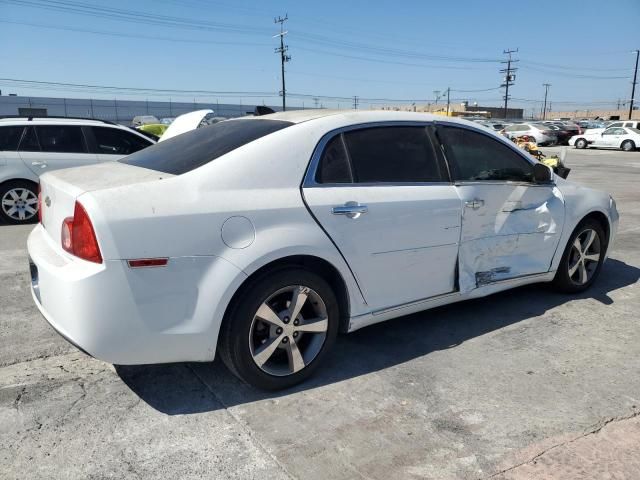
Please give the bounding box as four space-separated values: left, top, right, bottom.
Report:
353 96 359 109
500 49 518 119
446 87 450 116
433 90 441 106
629 49 639 120
542 83 551 120
274 15 291 111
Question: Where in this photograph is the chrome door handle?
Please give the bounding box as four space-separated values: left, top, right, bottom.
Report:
465 199 484 209
332 202 368 219
31 161 47 168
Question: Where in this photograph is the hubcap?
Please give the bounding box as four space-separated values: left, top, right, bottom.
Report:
568 228 601 285
249 285 329 376
1 188 38 221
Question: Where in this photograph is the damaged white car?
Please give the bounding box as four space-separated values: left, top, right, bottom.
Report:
28 111 619 389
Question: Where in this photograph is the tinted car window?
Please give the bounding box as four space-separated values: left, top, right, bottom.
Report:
438 126 534 182
0 126 25 151
342 126 443 183
19 126 40 152
316 135 352 183
91 127 151 155
35 126 87 153
120 119 293 175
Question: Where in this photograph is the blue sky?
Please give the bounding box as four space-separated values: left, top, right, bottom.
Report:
1 0 639 114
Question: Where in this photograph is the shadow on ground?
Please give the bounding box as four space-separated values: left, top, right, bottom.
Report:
116 258 639 415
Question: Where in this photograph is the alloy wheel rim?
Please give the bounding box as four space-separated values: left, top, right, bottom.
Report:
249 285 329 377
1 188 38 221
568 228 601 285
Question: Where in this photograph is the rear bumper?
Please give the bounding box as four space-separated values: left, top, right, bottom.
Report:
27 224 246 364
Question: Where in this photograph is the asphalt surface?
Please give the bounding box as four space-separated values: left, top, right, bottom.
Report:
1 146 639 479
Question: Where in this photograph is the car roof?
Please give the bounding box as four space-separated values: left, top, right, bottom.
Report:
247 109 504 127
0 116 129 129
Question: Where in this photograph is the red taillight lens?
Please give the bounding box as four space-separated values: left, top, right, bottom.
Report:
37 184 42 223
60 201 102 263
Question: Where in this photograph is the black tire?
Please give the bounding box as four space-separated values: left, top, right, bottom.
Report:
218 268 339 390
575 138 588 149
621 140 635 152
552 219 607 293
0 180 39 225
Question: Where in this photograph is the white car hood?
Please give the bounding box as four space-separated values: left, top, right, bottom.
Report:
159 109 213 142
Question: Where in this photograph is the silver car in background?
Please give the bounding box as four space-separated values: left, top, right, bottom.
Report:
503 123 558 145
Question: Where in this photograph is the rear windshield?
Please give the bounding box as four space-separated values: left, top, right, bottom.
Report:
120 118 293 175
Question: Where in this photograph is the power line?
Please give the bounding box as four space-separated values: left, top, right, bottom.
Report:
0 20 268 47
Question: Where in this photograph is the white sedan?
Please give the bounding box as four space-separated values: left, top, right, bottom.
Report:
28 111 619 390
569 126 640 151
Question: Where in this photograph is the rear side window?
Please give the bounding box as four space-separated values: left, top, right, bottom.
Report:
438 126 534 182
19 127 40 152
315 135 352 183
342 127 443 183
35 126 87 153
0 126 24 151
91 127 151 155
120 119 293 175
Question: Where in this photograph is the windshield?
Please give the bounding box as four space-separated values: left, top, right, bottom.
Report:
120 118 293 175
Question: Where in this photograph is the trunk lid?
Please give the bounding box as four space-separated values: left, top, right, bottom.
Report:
159 109 213 142
39 162 170 248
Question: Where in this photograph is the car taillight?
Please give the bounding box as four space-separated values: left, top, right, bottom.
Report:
37 184 42 223
61 201 102 263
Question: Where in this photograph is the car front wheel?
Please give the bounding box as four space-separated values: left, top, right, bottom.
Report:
621 140 635 152
0 181 39 225
575 138 588 149
219 268 339 390
552 219 606 293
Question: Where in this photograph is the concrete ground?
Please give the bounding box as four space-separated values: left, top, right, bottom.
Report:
1 147 639 479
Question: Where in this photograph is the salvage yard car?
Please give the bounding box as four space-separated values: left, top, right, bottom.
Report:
28 110 619 390
0 117 154 224
502 123 558 145
569 126 640 151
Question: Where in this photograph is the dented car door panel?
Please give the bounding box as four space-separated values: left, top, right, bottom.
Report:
455 183 564 292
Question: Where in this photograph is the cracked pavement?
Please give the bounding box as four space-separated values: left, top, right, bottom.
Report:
1 148 640 479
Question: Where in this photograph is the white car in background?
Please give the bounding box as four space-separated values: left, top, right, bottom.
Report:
502 123 558 145
28 110 619 390
569 126 640 151
0 117 154 224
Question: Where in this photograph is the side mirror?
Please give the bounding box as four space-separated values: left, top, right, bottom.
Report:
533 163 553 183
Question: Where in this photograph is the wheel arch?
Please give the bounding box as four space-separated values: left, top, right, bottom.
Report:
221 254 352 336
580 210 611 246
0 177 39 190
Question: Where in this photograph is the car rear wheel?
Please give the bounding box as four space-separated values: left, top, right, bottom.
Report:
552 219 606 293
621 140 635 152
0 181 38 225
219 268 339 390
575 138 588 149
